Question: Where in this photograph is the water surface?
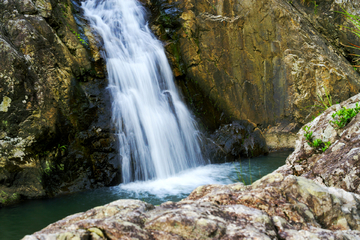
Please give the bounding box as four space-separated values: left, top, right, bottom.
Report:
0 151 291 240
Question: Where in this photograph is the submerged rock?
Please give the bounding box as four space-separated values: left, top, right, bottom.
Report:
22 173 360 239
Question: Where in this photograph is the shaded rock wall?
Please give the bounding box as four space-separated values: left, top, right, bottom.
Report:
148 0 360 150
203 120 269 162
0 0 120 206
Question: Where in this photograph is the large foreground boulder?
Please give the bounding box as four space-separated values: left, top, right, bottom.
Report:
22 172 360 239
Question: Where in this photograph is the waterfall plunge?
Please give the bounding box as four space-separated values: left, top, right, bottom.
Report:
82 0 205 183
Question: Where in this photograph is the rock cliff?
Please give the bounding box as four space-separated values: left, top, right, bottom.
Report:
0 0 120 206
148 0 360 150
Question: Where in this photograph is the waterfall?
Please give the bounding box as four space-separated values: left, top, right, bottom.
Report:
82 0 204 183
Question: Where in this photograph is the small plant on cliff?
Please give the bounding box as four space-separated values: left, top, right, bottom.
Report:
314 86 333 112
303 126 331 152
0 191 19 204
330 103 360 129
336 8 360 68
43 161 54 175
303 126 313 142
58 163 65 171
58 144 67 152
69 26 88 46
302 0 319 14
233 161 248 185
308 86 333 120
0 190 8 197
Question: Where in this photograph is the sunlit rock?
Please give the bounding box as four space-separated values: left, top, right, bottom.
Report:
277 93 360 194
22 174 360 239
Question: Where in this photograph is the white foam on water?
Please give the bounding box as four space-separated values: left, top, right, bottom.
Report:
118 163 235 198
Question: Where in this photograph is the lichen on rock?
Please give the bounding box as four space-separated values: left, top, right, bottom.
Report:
277 93 360 195
0 0 119 206
22 173 360 239
0 96 12 112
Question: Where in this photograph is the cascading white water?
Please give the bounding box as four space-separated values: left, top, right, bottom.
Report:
82 0 205 183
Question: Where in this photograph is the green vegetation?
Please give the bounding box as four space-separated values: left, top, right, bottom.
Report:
58 163 65 171
337 9 360 41
60 2 88 46
303 126 313 142
43 161 53 175
301 0 319 14
42 160 65 176
233 161 249 185
1 194 7 205
35 144 67 187
0 191 20 204
303 83 359 152
232 159 262 185
307 86 333 121
159 13 172 27
303 126 331 152
314 86 333 113
58 144 67 152
68 25 88 46
311 1 318 14
330 103 360 129
336 8 360 68
0 120 8 131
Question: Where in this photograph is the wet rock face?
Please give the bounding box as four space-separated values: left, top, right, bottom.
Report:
147 0 360 149
22 173 360 239
0 0 119 206
277 93 360 195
